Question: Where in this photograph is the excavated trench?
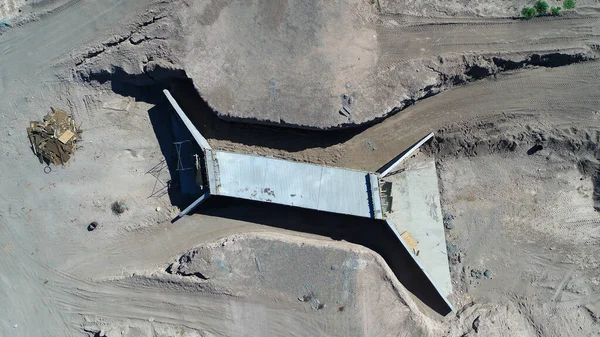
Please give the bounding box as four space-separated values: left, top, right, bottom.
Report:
78 49 595 132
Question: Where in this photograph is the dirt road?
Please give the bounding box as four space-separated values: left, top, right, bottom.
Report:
0 0 155 88
335 60 600 171
377 15 598 65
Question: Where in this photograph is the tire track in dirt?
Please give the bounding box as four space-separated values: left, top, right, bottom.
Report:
0 0 154 82
334 61 600 171
0 213 75 336
45 253 344 336
377 16 600 69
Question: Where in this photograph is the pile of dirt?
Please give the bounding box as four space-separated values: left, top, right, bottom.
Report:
428 117 600 209
72 1 599 130
428 118 600 159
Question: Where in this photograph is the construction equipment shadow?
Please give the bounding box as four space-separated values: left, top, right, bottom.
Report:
196 196 453 317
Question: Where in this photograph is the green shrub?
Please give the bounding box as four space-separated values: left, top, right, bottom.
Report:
550 6 562 15
521 7 537 19
563 0 575 9
534 0 549 14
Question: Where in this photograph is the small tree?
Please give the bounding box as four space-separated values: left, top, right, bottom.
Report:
534 0 549 14
563 0 575 9
521 7 537 19
551 6 562 15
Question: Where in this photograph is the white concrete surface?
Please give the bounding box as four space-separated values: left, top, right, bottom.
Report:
379 132 434 177
163 89 212 150
207 150 380 218
385 153 452 298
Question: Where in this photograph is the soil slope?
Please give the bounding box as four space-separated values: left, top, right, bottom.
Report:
68 0 600 129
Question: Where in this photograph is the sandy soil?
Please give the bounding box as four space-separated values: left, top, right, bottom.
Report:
65 0 600 129
380 0 600 17
78 233 435 337
0 0 599 336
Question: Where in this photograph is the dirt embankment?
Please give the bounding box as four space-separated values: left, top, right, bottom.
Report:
79 233 437 337
432 122 600 336
71 1 600 129
428 116 600 210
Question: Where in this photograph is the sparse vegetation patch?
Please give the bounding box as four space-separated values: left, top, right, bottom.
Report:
563 0 576 9
521 7 537 19
522 0 570 18
534 0 549 15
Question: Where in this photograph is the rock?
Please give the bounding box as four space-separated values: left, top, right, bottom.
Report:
472 316 480 333
129 32 145 44
484 269 492 278
444 214 455 229
470 269 483 279
87 221 98 231
444 219 454 230
156 206 161 212
0 19 11 33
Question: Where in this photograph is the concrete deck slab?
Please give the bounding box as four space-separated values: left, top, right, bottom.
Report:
206 150 383 219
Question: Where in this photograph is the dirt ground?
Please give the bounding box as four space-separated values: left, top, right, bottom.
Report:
68 0 600 129
0 0 599 336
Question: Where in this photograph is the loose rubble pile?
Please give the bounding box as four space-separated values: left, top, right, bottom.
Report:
27 108 81 166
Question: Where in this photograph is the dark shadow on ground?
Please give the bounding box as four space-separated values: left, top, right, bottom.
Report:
84 68 367 206
84 67 366 153
166 80 366 152
84 68 453 315
196 196 453 316
147 102 199 209
86 68 201 209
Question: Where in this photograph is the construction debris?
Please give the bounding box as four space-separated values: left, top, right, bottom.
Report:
27 108 81 166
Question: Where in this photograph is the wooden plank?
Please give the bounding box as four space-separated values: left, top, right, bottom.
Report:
400 231 418 251
58 130 75 144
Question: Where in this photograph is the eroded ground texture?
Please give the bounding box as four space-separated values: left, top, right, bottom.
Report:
71 0 600 128
0 0 599 336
